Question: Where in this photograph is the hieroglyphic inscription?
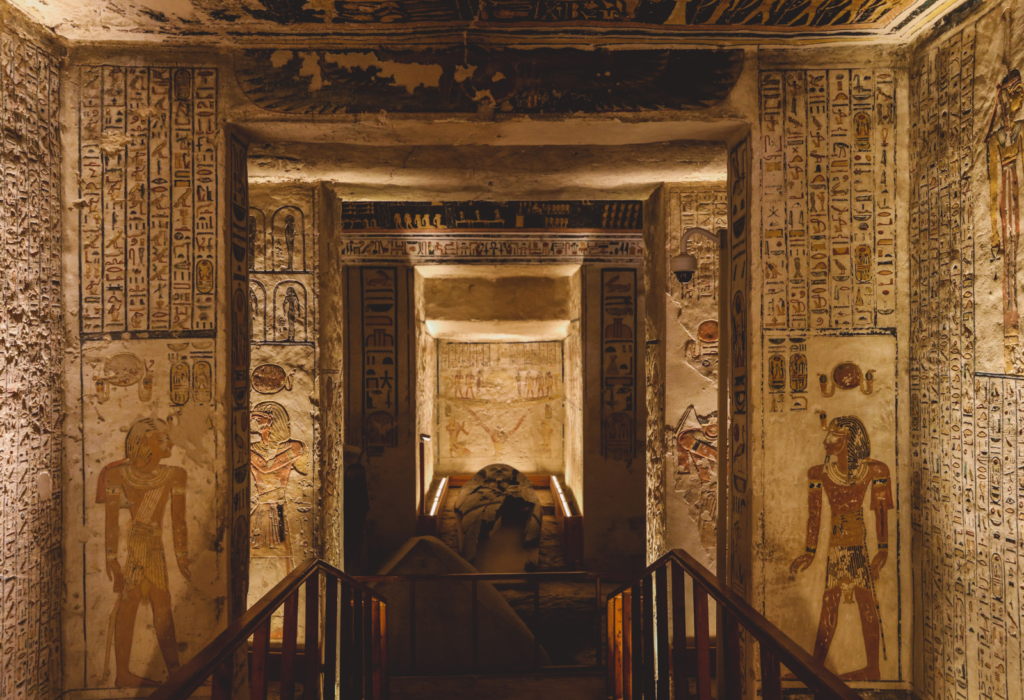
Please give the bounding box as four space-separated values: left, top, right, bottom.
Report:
909 25 986 700
227 133 250 620
337 233 642 263
361 268 399 456
0 29 63 699
600 269 637 461
79 67 218 339
675 188 727 302
760 69 896 330
727 134 751 697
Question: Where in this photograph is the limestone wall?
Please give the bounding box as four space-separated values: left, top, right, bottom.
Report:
61 54 241 694
742 50 912 693
247 182 319 604
664 184 728 572
0 18 63 700
909 3 1024 697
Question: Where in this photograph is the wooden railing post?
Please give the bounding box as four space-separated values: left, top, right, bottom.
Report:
379 602 389 700
670 562 688 700
760 642 782 700
352 588 364 698
723 610 742 700
371 598 382 699
363 588 374 699
631 584 643 700
642 575 656 699
339 581 352 699
251 617 271 700
607 597 617 698
281 590 299 700
323 576 338 700
622 590 633 700
655 567 670 700
305 573 321 700
692 583 711 700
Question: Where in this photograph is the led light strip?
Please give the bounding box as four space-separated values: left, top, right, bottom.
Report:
429 476 448 517
551 475 572 516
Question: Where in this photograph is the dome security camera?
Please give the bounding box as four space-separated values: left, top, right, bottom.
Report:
671 253 699 284
670 227 722 287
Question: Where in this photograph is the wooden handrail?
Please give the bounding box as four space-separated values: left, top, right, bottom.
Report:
150 558 388 700
606 548 861 700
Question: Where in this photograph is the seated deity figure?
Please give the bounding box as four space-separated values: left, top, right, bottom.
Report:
453 464 543 567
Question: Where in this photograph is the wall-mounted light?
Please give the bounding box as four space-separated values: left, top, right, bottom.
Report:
429 477 448 517
419 433 431 517
551 475 572 516
671 227 724 285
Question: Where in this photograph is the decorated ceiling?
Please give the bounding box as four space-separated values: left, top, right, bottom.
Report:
10 0 963 41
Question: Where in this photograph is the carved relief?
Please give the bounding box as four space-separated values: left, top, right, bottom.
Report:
0 28 62 698
600 269 638 462
438 342 564 474
79 67 218 339
760 68 897 330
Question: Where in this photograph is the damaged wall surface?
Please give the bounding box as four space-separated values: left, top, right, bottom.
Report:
0 22 63 700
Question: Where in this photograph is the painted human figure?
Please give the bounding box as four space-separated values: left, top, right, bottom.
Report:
97 418 189 687
987 69 1024 371
283 214 296 270
283 287 300 341
250 401 308 573
790 415 893 681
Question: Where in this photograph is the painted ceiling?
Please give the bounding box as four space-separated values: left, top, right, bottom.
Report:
10 0 965 42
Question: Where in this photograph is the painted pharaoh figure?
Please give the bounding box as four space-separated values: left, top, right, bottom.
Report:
250 401 308 573
97 418 189 687
790 414 893 681
987 68 1024 372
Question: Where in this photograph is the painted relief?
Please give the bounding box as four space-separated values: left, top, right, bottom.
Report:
908 10 1024 698
760 68 897 330
727 137 751 605
250 402 308 573
988 54 1024 372
338 200 643 263
247 184 318 604
97 418 189 687
228 133 251 621
437 342 564 475
0 28 62 699
672 406 719 557
763 333 898 681
789 414 893 681
341 200 642 231
78 67 218 339
600 269 638 462
663 185 726 568
81 339 223 690
361 268 400 456
236 47 742 114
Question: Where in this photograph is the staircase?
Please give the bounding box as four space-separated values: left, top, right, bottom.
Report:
149 551 861 700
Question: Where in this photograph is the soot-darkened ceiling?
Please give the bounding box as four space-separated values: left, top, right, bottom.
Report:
9 0 962 42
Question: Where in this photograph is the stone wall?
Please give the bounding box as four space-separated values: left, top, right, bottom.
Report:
63 57 237 694
436 341 566 476
665 184 728 571
247 182 319 604
0 21 63 700
746 55 910 691
909 3 1024 697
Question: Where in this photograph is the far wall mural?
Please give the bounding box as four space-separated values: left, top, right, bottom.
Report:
437 341 565 475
